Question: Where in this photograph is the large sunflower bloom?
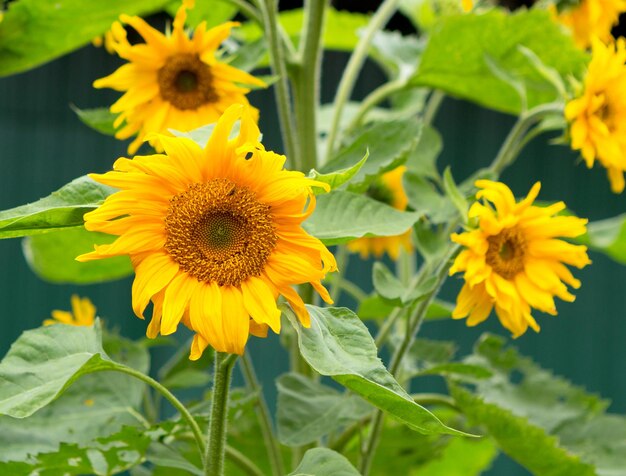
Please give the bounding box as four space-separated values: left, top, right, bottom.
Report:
449 180 590 337
553 0 626 49
347 166 412 260
95 1 265 154
78 104 336 358
565 38 626 193
44 295 96 327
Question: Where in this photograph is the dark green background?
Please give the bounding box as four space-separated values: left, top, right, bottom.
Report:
1 41 624 475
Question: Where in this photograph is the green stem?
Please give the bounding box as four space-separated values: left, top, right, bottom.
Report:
258 0 298 163
490 102 564 175
292 0 328 172
373 307 402 348
324 0 400 160
329 245 349 303
226 445 266 476
99 365 206 462
347 78 406 131
204 353 237 476
422 90 445 126
226 0 262 22
240 352 286 476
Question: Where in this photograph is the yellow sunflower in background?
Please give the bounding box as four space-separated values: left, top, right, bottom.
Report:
44 295 96 327
78 104 337 358
347 166 412 260
95 0 265 154
553 0 626 49
449 180 590 337
565 38 626 193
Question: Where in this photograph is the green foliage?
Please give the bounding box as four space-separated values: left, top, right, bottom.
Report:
358 295 453 321
22 227 132 284
71 106 118 136
412 9 588 114
0 0 171 77
0 330 148 466
442 167 468 221
405 125 442 181
0 176 113 239
578 213 626 265
416 435 498 475
450 334 626 475
321 119 422 192
287 305 469 436
308 152 369 194
276 373 371 446
369 30 424 81
303 191 421 245
403 171 457 223
289 448 360 476
372 262 438 305
165 0 236 28
157 341 214 390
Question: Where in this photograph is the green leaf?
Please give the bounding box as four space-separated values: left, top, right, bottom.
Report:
308 152 369 194
358 295 453 321
416 435 498 476
0 0 171 77
22 227 132 284
403 171 456 224
483 52 528 112
321 119 422 192
289 448 360 476
577 214 626 265
405 125 442 181
165 0 237 28
412 220 450 262
224 38 268 72
0 426 152 476
0 330 149 462
71 106 118 136
372 262 405 304
369 30 424 81
0 320 143 418
0 176 114 239
412 9 588 114
442 167 468 221
287 305 469 436
276 373 371 446
304 191 421 245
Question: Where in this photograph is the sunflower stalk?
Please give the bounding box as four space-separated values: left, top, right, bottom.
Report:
204 352 238 476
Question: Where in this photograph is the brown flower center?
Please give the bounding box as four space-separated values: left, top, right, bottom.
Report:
164 179 277 286
157 53 217 110
485 227 526 279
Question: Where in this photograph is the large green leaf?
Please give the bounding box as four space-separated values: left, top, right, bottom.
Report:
577 214 626 265
289 448 360 476
22 227 132 284
276 373 371 446
412 9 588 114
449 334 626 475
0 330 149 462
0 0 170 77
288 305 469 436
71 106 118 136
321 119 422 192
405 124 442 181
416 435 498 476
303 191 421 245
370 30 424 81
0 176 113 239
0 320 143 419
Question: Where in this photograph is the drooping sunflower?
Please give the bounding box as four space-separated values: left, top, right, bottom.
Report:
449 180 590 337
78 104 336 358
553 0 626 49
44 295 96 327
347 166 412 260
565 38 626 193
95 1 265 154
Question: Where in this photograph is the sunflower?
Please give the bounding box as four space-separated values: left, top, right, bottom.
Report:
94 1 265 154
347 166 413 260
44 295 96 327
565 38 626 193
449 180 590 337
78 104 336 358
553 0 626 49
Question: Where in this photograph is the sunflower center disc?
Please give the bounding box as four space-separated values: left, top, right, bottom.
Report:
158 53 218 110
164 179 277 286
485 228 526 279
